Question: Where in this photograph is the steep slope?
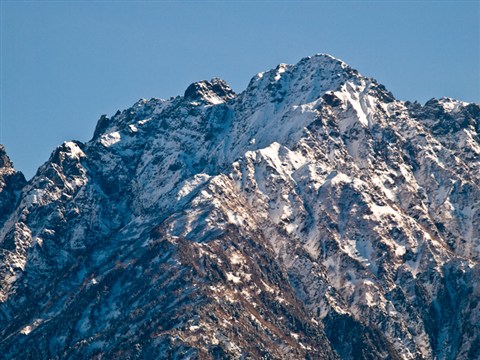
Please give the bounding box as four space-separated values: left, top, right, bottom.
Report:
0 54 479 359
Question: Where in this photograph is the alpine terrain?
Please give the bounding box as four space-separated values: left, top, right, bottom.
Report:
0 54 479 359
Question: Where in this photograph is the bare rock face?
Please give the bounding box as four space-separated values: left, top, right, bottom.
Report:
0 146 26 227
0 54 479 359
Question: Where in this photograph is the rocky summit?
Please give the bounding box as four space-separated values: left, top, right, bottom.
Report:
0 54 479 359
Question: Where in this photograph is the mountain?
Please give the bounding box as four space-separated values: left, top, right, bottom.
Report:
0 54 479 359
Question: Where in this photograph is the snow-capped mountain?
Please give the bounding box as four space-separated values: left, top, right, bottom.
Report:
0 54 479 359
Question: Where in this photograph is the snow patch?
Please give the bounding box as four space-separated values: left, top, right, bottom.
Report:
226 272 241 284
20 319 43 335
64 142 85 160
100 131 121 147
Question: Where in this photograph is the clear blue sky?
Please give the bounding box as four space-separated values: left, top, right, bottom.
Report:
1 1 479 179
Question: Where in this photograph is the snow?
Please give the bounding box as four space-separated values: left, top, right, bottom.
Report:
327 172 352 186
100 131 121 147
20 325 33 335
176 174 211 202
368 203 397 219
137 117 152 125
203 94 224 105
371 175 396 201
260 280 275 293
364 292 376 306
19 319 42 335
273 64 287 81
226 272 241 284
395 245 406 256
229 252 245 265
334 82 371 130
64 141 85 159
34 237 43 247
24 189 48 206
225 210 245 226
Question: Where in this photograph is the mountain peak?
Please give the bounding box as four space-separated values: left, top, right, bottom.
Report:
184 77 236 104
242 53 364 110
302 52 347 64
293 53 359 80
3 54 479 359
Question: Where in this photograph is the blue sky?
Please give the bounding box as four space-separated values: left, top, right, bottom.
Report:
2 1 479 179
